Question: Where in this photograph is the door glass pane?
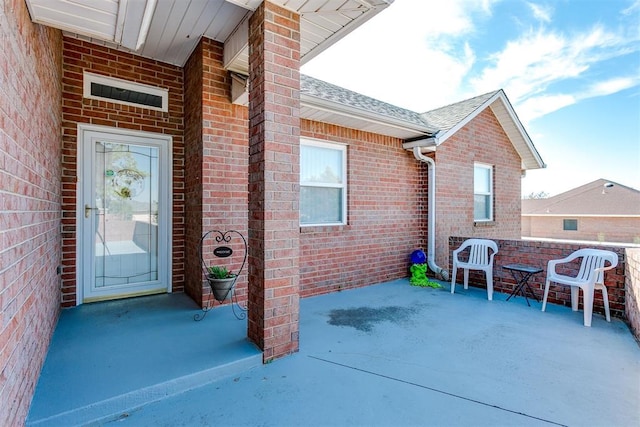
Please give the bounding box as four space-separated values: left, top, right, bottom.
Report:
95 142 159 287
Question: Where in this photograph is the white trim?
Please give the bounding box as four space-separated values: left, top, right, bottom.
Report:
300 138 347 227
83 71 169 112
76 124 172 305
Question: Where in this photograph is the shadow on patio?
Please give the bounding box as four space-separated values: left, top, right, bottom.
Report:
28 279 639 426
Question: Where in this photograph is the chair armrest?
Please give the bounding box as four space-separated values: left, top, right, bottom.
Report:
452 245 466 260
488 252 497 264
547 252 581 272
594 263 616 274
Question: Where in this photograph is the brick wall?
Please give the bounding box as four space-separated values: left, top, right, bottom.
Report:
61 37 185 305
0 0 62 425
184 40 205 305
299 121 427 297
524 215 640 244
184 38 249 307
625 248 640 341
248 2 301 361
449 237 627 319
434 109 522 271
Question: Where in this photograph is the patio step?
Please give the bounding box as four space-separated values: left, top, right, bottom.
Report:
26 352 262 427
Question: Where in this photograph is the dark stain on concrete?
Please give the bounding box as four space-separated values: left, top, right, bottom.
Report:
327 306 418 332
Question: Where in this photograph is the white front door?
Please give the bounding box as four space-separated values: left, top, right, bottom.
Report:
79 125 172 303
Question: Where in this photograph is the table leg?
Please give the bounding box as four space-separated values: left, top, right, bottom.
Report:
506 271 540 306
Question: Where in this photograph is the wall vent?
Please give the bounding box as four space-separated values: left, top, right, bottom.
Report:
83 72 168 112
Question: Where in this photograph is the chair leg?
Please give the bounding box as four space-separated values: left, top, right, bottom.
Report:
463 269 469 290
541 279 551 312
486 270 493 301
571 286 580 312
598 284 611 322
450 265 457 294
583 286 594 327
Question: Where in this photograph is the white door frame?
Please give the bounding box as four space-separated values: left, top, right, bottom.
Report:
76 124 173 305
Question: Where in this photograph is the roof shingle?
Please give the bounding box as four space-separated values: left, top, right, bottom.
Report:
300 74 436 131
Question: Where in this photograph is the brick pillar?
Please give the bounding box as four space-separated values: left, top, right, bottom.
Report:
248 1 300 361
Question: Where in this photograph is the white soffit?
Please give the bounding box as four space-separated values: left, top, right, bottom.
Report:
26 0 392 69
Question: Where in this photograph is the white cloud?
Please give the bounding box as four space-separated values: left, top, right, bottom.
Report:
586 76 640 97
302 0 497 111
622 0 640 15
517 94 576 122
303 0 639 121
468 24 639 122
527 2 553 23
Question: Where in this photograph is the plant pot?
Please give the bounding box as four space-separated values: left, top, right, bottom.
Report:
207 275 236 302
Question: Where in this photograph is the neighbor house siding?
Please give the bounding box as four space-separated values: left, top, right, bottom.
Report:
299 120 427 297
435 109 522 271
60 37 185 306
0 0 62 424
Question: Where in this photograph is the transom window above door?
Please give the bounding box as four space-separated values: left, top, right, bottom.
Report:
300 139 347 226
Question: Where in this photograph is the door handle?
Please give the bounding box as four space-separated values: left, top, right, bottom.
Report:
85 204 98 218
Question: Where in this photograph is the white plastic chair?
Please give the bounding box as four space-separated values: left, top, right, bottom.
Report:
541 249 618 327
450 239 498 300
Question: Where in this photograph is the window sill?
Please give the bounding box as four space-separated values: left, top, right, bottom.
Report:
300 224 350 233
474 220 495 228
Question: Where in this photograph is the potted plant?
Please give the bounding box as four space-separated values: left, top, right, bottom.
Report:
206 266 237 301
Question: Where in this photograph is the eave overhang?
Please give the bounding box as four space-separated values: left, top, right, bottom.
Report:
301 93 437 140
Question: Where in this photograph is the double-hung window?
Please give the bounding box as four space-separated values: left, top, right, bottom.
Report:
474 163 493 221
300 139 347 226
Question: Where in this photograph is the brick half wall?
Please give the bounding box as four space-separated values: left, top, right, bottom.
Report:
625 248 640 342
449 237 628 320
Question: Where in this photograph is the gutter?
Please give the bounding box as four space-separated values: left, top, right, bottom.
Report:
409 145 449 281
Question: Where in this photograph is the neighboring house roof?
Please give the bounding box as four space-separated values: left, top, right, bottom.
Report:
522 179 640 216
300 75 438 140
415 89 545 170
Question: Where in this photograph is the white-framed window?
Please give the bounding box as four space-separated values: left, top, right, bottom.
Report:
300 139 347 226
474 163 493 221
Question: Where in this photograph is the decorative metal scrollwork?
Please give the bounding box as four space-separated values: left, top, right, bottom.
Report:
194 229 248 321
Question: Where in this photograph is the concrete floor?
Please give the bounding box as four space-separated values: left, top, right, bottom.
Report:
27 279 640 426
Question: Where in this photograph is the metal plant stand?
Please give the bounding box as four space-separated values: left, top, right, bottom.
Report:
194 229 248 321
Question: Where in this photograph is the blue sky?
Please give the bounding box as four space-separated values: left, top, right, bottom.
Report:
301 0 640 196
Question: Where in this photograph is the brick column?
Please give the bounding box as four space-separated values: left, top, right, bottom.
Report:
248 1 300 361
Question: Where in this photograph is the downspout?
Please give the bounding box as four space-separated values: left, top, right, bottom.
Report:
412 146 450 281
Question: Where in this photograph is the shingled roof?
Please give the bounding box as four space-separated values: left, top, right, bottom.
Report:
421 90 500 132
522 179 640 216
299 75 544 170
300 74 436 131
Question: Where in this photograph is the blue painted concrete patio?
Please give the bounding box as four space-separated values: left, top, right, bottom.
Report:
27 279 639 426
